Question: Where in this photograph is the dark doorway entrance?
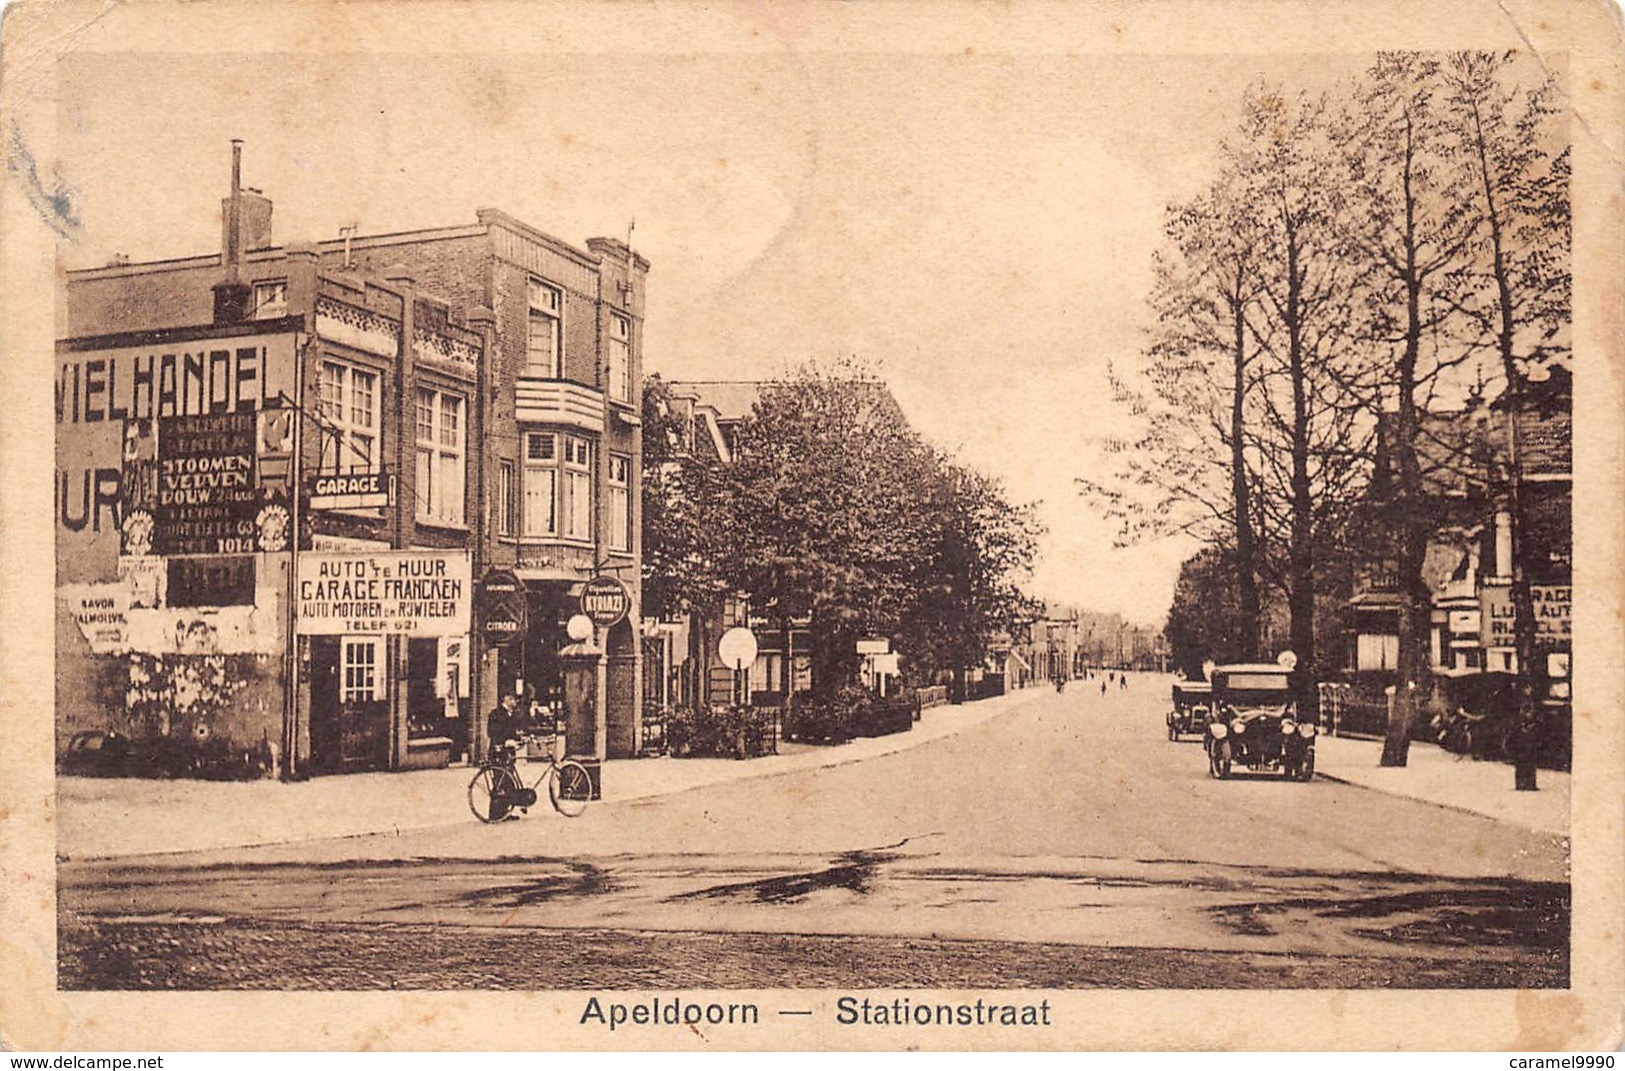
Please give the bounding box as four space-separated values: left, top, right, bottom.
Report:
308 635 390 775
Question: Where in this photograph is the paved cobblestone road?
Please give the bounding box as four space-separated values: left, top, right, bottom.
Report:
60 681 1570 989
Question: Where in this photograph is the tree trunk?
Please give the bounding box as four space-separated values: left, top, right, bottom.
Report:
1382 120 1428 766
1230 288 1261 662
1284 224 1319 720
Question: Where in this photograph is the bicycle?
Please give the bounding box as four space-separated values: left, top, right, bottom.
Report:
468 736 594 821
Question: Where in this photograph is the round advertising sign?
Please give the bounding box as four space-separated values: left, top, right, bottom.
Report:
477 569 527 647
580 575 631 629
718 627 759 671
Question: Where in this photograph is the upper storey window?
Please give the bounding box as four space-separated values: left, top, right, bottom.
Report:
526 279 562 378
608 312 631 404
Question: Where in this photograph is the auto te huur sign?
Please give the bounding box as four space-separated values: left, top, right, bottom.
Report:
296 550 471 636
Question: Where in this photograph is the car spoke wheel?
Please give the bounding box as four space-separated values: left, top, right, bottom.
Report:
1212 740 1232 780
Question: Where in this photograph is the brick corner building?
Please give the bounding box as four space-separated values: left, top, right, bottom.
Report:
57 143 648 780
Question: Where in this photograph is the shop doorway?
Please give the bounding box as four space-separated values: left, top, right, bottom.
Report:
307 635 390 775
496 584 571 712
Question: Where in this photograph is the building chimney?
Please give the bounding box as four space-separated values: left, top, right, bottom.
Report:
213 139 253 324
238 187 274 251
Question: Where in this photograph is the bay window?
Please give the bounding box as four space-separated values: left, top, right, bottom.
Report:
521 431 596 543
522 432 559 537
564 435 593 541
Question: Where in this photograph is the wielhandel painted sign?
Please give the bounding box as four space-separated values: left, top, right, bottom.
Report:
297 551 471 636
55 329 298 584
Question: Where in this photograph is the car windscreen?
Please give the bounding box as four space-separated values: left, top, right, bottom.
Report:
1218 674 1288 691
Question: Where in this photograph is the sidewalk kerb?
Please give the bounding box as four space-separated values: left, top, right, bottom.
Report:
58 690 1047 861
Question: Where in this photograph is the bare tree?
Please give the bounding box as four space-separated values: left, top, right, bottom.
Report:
1442 50 1571 742
1329 55 1485 764
1232 84 1367 712
1083 165 1270 661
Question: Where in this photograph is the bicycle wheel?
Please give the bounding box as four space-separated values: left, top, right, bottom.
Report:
468 765 517 823
549 759 593 817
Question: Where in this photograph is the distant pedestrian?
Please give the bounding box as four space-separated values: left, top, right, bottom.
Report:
1100 680 1107 696
1120 674 1128 690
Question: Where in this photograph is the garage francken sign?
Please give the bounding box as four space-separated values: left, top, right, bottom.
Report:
297 550 471 636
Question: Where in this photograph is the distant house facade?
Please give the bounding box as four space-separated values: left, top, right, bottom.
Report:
1342 367 1572 743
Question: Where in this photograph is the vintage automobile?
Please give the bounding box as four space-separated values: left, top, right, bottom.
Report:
1167 679 1212 740
1204 662 1316 781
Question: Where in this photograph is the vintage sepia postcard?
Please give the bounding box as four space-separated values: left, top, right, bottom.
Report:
1 0 1621 1053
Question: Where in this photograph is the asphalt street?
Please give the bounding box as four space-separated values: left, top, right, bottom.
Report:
59 677 1570 988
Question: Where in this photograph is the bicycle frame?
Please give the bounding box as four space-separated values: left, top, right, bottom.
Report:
470 738 592 821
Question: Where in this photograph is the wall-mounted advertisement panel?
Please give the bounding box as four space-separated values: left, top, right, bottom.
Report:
55 328 298 583
297 550 471 637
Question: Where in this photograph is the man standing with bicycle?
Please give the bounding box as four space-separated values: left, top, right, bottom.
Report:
486 691 524 756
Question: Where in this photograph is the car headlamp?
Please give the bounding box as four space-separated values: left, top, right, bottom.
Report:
1281 719 1297 735
1208 722 1228 739
1230 719 1246 735
1298 723 1317 739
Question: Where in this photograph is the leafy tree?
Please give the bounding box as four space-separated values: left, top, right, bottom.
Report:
1084 166 1270 661
717 365 942 696
1163 544 1248 677
1231 83 1373 719
640 374 730 621
900 456 1045 694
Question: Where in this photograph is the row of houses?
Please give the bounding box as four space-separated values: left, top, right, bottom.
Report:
55 144 947 782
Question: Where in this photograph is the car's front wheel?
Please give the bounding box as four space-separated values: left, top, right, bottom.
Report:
1210 739 1232 780
1297 749 1316 782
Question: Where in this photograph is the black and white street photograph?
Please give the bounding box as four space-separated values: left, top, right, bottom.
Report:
3 0 1622 1054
